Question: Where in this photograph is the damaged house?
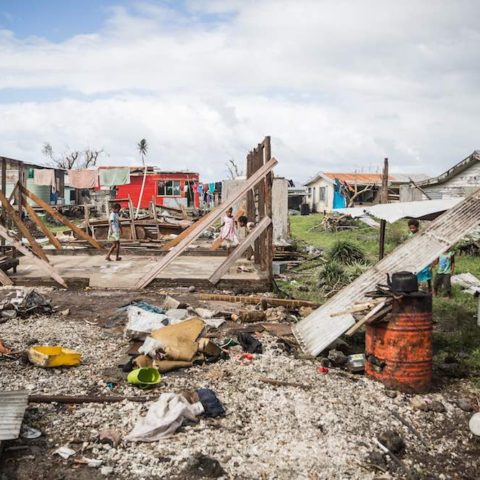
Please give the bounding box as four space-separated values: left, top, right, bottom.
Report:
400 150 480 201
305 171 428 212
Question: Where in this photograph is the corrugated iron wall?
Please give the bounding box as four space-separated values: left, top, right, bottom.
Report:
0 390 28 441
294 188 480 356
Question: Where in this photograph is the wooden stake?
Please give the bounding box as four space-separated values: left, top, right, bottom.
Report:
20 185 103 250
128 195 137 240
151 198 161 240
209 216 271 284
0 190 49 261
0 224 67 287
378 158 389 260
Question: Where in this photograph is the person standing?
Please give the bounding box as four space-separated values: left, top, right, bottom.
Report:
407 219 432 292
220 207 238 254
434 250 455 298
106 203 122 262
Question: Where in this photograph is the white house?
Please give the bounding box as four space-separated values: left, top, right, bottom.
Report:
400 151 480 201
304 172 387 212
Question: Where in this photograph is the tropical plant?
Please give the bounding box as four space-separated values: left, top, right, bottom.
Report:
328 240 366 265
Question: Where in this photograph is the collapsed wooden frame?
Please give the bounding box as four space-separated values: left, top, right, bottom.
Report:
0 182 103 287
135 156 278 289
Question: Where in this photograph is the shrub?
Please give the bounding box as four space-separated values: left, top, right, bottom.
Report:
328 240 366 265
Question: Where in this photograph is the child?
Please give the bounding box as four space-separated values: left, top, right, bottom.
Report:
407 219 432 292
220 207 238 254
106 203 122 262
434 250 455 297
237 215 255 241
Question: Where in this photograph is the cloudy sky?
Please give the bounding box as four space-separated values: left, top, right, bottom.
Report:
0 0 479 183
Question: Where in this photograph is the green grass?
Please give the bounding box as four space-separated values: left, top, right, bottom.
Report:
289 213 480 376
290 214 406 262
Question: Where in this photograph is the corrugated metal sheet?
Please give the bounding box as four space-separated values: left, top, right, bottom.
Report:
334 198 462 223
0 390 29 441
294 189 480 356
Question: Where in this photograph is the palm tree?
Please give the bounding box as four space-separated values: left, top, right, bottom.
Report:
135 138 148 218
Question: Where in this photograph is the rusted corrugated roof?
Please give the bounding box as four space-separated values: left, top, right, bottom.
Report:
323 172 394 184
0 390 28 441
294 188 480 355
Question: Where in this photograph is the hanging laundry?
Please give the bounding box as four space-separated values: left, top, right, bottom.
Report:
208 182 215 193
197 184 203 195
33 169 56 187
67 169 98 189
99 168 130 187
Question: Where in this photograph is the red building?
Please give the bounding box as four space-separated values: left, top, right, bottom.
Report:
111 168 200 209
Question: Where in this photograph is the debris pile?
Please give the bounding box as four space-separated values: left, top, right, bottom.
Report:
0 287 52 320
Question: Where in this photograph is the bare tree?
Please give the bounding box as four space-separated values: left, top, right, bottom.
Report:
42 143 104 169
225 158 243 179
83 149 104 168
341 180 374 207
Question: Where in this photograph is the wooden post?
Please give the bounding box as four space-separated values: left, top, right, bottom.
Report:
128 195 137 241
263 136 273 281
84 203 90 236
151 197 161 240
379 157 389 260
0 157 6 251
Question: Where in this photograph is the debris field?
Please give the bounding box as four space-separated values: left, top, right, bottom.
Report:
1 288 479 480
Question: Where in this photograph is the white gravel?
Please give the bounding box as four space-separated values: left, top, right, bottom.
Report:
1 310 478 479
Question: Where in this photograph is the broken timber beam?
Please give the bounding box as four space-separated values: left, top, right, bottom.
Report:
0 190 49 262
135 157 278 289
0 268 13 286
0 225 67 288
294 187 480 356
20 185 103 250
22 197 62 250
197 292 320 308
209 216 271 285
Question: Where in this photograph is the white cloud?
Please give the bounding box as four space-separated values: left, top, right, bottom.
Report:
0 0 479 182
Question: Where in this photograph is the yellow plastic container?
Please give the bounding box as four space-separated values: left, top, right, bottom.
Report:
27 346 82 367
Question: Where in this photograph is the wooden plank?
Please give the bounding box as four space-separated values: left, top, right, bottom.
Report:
136 157 278 289
161 215 207 251
22 197 62 250
345 300 388 336
0 268 13 286
209 216 271 284
197 292 320 308
0 225 67 287
20 185 103 250
0 190 49 261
